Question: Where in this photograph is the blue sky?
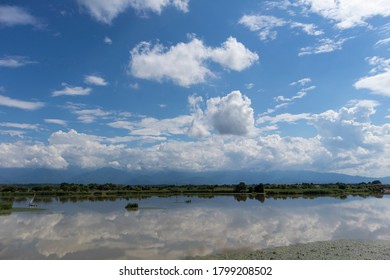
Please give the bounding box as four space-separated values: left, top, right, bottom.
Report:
0 0 389 177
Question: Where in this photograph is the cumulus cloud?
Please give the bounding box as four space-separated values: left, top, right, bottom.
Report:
52 83 92 97
129 37 258 87
0 56 37 68
84 75 109 86
0 141 68 169
78 0 189 24
106 91 256 138
0 107 389 176
354 56 390 97
129 39 212 87
209 37 259 71
298 0 390 29
239 14 323 41
0 95 44 110
187 91 257 137
0 5 40 27
257 99 390 176
0 89 388 176
205 91 255 136
47 129 122 169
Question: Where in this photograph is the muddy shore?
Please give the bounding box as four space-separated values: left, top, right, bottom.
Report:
195 240 390 260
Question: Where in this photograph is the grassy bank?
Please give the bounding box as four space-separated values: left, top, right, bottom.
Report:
0 182 385 200
0 201 12 215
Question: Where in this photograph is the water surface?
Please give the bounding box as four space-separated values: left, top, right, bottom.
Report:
1 195 390 259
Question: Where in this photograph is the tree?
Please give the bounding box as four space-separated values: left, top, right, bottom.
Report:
254 183 265 193
234 182 246 193
372 180 382 185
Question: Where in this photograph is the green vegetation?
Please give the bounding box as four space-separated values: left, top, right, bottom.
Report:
0 201 13 215
0 181 387 202
0 201 12 210
125 203 139 210
0 200 45 215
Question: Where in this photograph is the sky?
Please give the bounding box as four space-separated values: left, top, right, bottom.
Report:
0 0 389 177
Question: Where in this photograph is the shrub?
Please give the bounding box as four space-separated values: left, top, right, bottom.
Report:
0 201 12 210
125 203 139 210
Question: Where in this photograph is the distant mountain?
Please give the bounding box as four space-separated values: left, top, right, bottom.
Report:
0 167 389 185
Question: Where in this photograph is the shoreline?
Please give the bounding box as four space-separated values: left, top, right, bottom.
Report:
194 240 390 260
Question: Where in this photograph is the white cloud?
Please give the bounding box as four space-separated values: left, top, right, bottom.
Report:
52 83 92 97
44 119 68 126
310 100 381 150
257 113 312 124
106 91 256 138
289 21 324 36
263 80 315 116
245 83 255 89
354 71 390 97
129 37 258 87
354 56 390 97
129 82 139 89
0 130 26 138
275 85 316 102
108 115 192 136
255 99 390 176
0 5 40 27
205 91 255 136
299 37 350 56
366 56 390 74
130 39 212 87
298 0 390 29
375 37 390 47
239 14 322 41
84 75 109 86
239 15 287 41
0 122 39 130
209 37 259 71
0 56 37 68
74 108 111 123
0 141 68 169
290 77 311 86
104 36 112 45
0 95 44 110
0 105 389 176
188 91 256 137
78 0 189 24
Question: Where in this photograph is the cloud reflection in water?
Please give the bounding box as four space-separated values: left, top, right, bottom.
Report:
1 197 390 259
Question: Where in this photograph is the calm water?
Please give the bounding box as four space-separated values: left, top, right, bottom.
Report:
1 195 390 259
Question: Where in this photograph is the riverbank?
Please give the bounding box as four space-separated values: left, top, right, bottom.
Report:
0 182 385 199
195 240 390 260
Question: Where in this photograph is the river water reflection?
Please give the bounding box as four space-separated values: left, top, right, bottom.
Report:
1 195 390 259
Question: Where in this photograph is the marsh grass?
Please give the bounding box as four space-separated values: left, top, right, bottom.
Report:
125 202 139 210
